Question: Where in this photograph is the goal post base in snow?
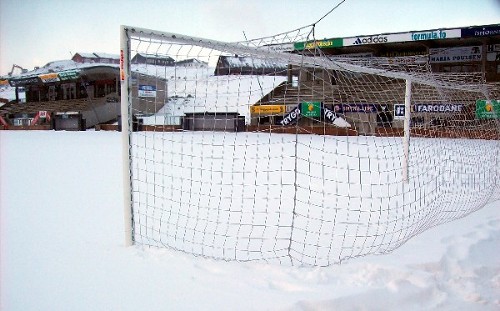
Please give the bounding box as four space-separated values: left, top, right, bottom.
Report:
120 25 500 266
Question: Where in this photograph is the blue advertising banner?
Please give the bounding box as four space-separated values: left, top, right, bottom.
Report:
461 25 500 38
333 103 378 113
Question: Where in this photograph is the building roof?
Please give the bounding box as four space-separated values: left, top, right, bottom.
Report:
133 53 175 61
74 52 120 60
6 60 119 87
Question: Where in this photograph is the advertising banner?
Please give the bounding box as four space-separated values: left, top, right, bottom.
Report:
476 100 500 119
58 70 79 81
138 85 157 98
9 76 40 87
294 38 343 51
429 46 482 63
462 25 500 38
265 43 294 53
250 105 285 114
413 103 464 113
343 28 461 46
301 102 321 117
394 104 406 120
394 103 465 116
39 73 60 83
333 103 378 113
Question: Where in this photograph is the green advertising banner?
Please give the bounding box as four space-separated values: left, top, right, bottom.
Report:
476 100 500 119
301 102 321 118
58 70 80 81
294 38 343 51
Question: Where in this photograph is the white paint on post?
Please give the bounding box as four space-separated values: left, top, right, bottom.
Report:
120 25 133 247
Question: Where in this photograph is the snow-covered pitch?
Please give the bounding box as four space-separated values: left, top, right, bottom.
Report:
1 131 499 310
130 130 499 266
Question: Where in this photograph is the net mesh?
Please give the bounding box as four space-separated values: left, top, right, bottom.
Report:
123 25 500 266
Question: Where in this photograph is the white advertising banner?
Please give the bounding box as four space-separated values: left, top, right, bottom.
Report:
138 85 157 98
343 28 462 46
429 46 482 63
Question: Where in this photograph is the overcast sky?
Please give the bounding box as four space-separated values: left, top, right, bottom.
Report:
1 0 499 76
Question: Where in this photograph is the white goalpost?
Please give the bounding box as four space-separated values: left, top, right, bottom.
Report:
120 25 500 266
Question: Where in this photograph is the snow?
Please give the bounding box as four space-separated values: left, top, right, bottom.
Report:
133 64 288 123
225 56 288 69
1 130 499 310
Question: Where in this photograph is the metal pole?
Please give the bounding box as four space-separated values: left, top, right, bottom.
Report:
120 25 133 246
403 79 411 183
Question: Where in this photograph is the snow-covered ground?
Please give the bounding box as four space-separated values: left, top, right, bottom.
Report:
1 131 499 310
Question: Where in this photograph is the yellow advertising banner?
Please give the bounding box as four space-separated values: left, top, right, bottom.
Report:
39 73 60 83
250 105 285 114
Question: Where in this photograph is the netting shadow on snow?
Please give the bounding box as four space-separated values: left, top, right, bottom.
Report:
122 25 500 266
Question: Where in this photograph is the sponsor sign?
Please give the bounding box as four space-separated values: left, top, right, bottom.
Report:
487 44 500 61
138 85 157 98
333 52 373 58
347 35 390 46
487 44 500 52
279 102 343 125
476 100 500 119
280 106 301 125
250 105 285 114
333 103 378 113
413 103 464 113
120 49 125 81
343 28 461 46
394 104 406 120
265 43 294 53
410 29 461 41
301 102 321 117
462 25 500 38
394 103 464 115
58 70 79 81
323 106 340 124
39 73 60 83
294 38 343 50
429 46 482 63
9 76 39 87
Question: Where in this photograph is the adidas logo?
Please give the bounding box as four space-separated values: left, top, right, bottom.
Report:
353 38 362 45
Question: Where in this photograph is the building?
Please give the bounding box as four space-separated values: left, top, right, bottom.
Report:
131 53 175 66
175 58 208 68
72 52 120 64
248 23 500 136
0 60 166 130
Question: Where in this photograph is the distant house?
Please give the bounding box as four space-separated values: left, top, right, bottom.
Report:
215 55 288 76
72 52 120 64
175 58 208 68
131 53 175 66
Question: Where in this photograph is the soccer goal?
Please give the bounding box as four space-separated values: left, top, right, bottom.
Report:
120 25 500 266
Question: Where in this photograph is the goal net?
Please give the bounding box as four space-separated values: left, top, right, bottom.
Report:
120 25 500 266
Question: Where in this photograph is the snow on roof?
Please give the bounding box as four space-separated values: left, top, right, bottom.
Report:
135 53 175 60
76 53 98 58
222 56 287 69
74 52 119 59
7 60 119 83
93 52 119 59
176 58 207 64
